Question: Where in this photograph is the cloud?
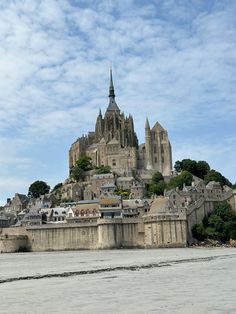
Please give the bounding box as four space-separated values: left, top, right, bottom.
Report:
0 0 236 203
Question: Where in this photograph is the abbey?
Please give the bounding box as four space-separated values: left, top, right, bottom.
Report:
69 69 172 176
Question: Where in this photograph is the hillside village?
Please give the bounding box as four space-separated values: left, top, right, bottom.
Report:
0 71 236 251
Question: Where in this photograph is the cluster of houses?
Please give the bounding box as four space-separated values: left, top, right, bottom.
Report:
0 173 152 227
1 172 235 229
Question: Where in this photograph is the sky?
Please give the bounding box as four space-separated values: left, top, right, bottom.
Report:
0 0 236 205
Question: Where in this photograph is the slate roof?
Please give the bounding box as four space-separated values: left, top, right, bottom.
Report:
107 98 120 112
16 193 29 204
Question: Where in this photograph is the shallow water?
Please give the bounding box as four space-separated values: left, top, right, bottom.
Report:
0 248 236 313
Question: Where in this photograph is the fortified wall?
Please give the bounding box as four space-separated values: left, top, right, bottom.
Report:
0 217 187 253
1 187 235 253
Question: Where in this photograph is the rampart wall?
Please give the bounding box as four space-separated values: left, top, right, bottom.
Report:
0 235 29 253
1 191 235 253
143 216 187 248
0 220 144 252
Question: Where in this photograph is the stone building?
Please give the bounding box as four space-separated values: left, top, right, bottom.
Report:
4 193 29 214
69 69 172 177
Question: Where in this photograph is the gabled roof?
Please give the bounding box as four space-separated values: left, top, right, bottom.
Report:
152 121 165 132
16 193 29 204
0 212 8 220
148 196 170 215
106 98 120 112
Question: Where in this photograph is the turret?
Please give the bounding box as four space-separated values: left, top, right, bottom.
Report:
95 108 104 141
145 117 153 170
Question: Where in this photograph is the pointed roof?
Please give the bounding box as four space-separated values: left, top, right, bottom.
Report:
109 67 115 98
145 117 150 130
152 121 165 132
107 98 120 111
107 67 120 112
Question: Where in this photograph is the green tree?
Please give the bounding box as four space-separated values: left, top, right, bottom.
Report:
70 155 93 182
192 202 236 243
167 171 193 190
146 171 166 196
174 159 198 175
174 160 183 172
204 169 232 187
174 159 210 179
95 165 111 174
149 180 166 196
213 201 235 222
152 171 164 184
28 180 50 198
70 167 85 182
197 161 210 178
52 183 62 192
114 188 130 199
75 156 93 171
182 159 198 175
192 223 207 241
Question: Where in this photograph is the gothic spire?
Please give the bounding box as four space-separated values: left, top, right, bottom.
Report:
109 66 115 98
106 66 120 112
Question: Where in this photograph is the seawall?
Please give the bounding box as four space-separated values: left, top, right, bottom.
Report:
0 217 187 252
0 235 29 253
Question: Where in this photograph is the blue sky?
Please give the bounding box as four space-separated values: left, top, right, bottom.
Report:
0 0 236 204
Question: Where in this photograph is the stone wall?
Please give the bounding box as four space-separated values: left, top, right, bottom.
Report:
0 220 143 252
97 219 141 249
27 223 98 251
144 217 187 248
0 235 29 253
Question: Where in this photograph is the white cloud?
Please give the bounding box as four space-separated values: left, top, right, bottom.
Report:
0 0 236 203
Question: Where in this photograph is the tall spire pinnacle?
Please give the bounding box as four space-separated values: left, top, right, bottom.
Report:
145 117 150 130
109 66 115 98
106 66 120 112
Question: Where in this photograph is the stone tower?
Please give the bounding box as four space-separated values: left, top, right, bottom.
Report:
144 119 172 176
145 117 153 170
95 68 138 148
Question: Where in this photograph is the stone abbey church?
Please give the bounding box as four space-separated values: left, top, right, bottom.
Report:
69 70 172 176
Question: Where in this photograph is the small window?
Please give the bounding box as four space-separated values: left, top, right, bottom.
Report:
112 159 116 166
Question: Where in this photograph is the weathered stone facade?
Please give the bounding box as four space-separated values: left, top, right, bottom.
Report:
69 69 172 176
